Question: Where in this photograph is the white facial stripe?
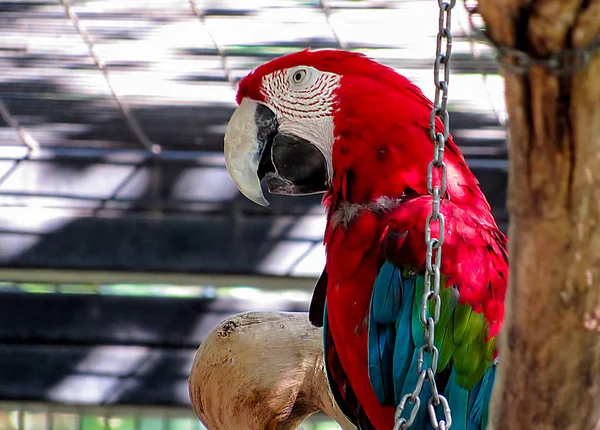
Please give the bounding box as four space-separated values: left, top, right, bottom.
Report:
261 67 341 119
260 66 340 183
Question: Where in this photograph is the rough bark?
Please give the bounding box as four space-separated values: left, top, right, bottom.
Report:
188 311 354 430
475 1 600 429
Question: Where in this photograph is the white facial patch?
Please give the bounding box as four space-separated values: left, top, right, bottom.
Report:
260 66 341 183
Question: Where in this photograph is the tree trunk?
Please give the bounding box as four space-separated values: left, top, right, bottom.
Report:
474 1 600 428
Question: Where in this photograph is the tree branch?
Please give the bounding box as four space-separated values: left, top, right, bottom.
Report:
188 311 355 430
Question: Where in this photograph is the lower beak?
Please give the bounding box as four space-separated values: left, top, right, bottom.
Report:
224 98 328 207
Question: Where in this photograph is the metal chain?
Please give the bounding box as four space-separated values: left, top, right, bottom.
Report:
463 1 600 76
394 1 454 428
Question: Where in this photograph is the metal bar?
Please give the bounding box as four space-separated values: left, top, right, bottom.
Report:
92 165 141 216
0 146 506 167
58 0 159 154
458 2 507 127
0 269 318 291
0 203 320 219
0 99 39 153
0 191 269 206
0 402 337 427
17 408 24 430
134 412 141 430
319 0 349 50
0 191 123 201
188 0 236 86
0 147 226 166
0 402 196 419
285 242 323 276
0 99 39 190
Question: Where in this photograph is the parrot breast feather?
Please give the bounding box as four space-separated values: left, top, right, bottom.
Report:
367 195 507 429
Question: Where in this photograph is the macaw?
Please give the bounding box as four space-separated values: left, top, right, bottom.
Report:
223 49 508 430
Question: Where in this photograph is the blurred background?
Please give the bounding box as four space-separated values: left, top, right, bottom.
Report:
0 0 506 429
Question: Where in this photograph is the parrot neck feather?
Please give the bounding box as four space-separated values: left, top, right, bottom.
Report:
331 196 403 230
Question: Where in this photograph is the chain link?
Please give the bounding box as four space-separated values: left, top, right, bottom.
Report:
463 0 600 76
394 0 454 428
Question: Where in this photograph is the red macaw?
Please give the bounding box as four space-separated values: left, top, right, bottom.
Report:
223 49 508 430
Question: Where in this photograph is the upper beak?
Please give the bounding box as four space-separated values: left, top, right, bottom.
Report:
224 98 328 207
224 98 275 206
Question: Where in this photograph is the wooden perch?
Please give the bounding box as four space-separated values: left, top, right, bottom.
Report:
474 1 600 428
188 311 355 430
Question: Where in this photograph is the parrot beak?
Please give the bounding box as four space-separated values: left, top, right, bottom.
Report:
224 98 328 207
224 98 275 207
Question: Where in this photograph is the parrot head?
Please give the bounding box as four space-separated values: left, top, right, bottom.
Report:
224 49 351 207
224 49 475 209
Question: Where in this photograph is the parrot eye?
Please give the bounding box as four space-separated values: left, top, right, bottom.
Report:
290 68 308 85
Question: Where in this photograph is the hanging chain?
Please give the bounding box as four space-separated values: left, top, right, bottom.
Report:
463 0 600 76
394 1 454 429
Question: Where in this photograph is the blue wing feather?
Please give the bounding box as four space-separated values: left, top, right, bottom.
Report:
367 262 497 429
445 368 468 430
392 274 416 404
411 274 426 345
369 263 403 404
372 263 403 324
397 345 432 429
368 304 396 404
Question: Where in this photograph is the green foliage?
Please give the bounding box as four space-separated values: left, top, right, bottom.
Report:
1 409 342 430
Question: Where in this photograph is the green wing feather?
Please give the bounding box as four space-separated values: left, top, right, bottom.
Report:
408 271 495 389
368 262 498 429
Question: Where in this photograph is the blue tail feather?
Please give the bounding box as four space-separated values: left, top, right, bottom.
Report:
471 365 496 428
445 368 468 430
466 372 484 430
